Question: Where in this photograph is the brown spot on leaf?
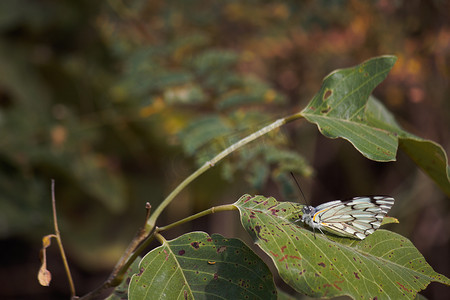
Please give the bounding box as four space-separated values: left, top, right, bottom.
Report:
191 242 200 249
278 255 289 262
163 249 169 261
318 262 326 268
323 89 332 100
217 246 227 253
320 106 331 114
396 282 409 291
329 279 344 291
354 272 360 279
178 249 185 255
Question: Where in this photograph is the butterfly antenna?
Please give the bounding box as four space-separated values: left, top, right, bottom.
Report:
290 172 309 205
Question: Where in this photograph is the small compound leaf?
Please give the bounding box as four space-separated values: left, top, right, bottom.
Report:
234 195 450 299
177 116 233 157
128 232 276 300
301 55 398 162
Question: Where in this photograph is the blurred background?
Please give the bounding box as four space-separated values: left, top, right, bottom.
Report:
0 0 448 299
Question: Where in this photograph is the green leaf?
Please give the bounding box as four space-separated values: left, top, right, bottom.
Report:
129 232 276 300
276 288 298 300
235 195 450 299
381 216 399 226
301 55 398 161
365 97 450 196
106 257 141 300
301 56 449 195
399 138 450 196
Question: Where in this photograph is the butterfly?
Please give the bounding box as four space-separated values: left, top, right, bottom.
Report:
298 196 394 240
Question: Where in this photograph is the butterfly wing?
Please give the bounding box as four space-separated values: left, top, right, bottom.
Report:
312 196 394 240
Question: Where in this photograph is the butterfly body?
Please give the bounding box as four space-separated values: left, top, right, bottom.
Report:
300 196 394 240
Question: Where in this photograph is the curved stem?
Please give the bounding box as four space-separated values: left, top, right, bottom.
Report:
148 112 303 228
51 180 76 299
79 112 304 299
157 204 237 233
154 231 167 245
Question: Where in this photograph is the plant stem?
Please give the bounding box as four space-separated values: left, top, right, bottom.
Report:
79 112 303 299
154 232 166 245
157 204 237 233
148 113 302 228
51 179 76 299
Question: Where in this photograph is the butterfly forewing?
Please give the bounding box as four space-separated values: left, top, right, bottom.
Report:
305 196 394 240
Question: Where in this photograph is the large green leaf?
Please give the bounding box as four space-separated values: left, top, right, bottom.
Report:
301 56 449 195
399 138 450 196
365 97 450 196
128 232 276 300
235 195 450 299
301 55 398 161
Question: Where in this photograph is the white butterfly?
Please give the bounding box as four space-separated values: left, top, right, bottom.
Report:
298 196 394 240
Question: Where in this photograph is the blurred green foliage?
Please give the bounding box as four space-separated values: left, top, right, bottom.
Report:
0 0 449 298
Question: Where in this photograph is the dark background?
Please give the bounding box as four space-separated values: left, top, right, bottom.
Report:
0 0 448 299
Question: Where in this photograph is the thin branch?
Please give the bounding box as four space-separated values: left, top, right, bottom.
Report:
157 204 237 233
79 112 304 299
51 179 77 298
147 113 302 229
